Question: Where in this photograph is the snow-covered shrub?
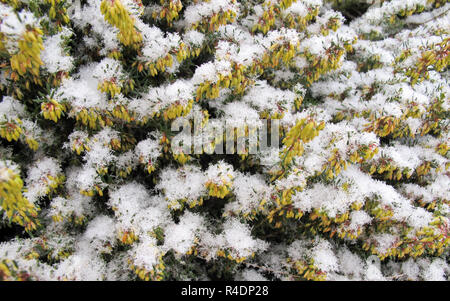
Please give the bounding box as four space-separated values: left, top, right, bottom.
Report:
0 0 448 281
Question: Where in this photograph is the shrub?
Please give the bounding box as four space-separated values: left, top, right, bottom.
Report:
0 0 449 281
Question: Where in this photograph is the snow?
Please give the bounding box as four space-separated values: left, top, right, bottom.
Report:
135 136 162 164
183 0 239 26
225 173 272 217
221 218 269 258
156 165 207 209
41 28 74 73
0 0 448 282
55 66 108 112
93 58 124 82
24 157 62 204
163 211 205 255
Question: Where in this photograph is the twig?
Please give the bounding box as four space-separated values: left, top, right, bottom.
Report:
407 7 450 25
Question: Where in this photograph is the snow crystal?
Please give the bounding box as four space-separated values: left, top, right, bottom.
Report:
41 28 74 73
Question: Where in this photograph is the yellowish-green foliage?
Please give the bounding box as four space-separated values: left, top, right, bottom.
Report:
280 119 325 168
0 164 39 231
0 0 448 282
8 27 44 86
